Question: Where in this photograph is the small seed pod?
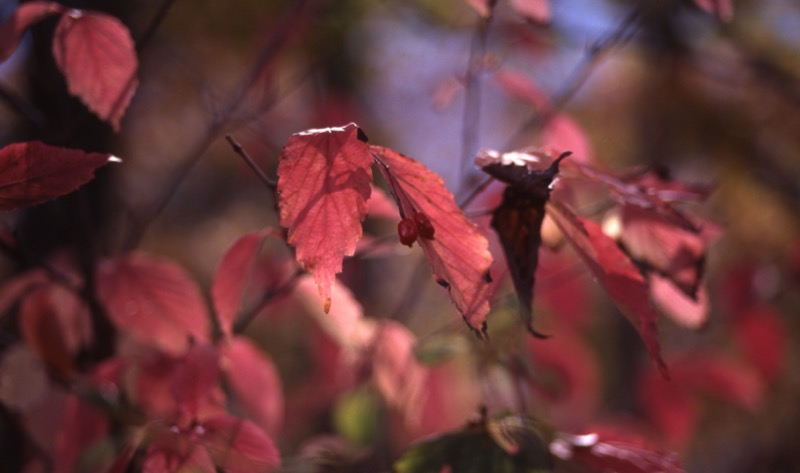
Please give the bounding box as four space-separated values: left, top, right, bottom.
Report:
414 212 435 240
397 217 418 247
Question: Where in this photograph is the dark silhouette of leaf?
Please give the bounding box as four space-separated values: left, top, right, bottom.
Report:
96 252 210 356
277 123 372 313
476 150 570 336
52 10 138 131
372 146 493 335
547 200 668 377
0 141 116 210
0 1 63 61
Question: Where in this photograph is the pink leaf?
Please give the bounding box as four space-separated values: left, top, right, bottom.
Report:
142 436 215 473
201 416 280 473
0 141 116 210
276 123 373 313
0 1 63 61
171 343 221 419
370 321 428 427
373 146 493 335
53 394 109 473
547 200 667 377
211 230 286 337
221 337 284 436
734 306 785 381
693 0 733 21
510 0 550 23
649 274 709 330
52 10 138 131
96 252 210 356
554 432 686 473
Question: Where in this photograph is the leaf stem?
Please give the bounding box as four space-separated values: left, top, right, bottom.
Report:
225 134 277 191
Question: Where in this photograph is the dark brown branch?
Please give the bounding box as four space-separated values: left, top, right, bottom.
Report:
225 134 277 191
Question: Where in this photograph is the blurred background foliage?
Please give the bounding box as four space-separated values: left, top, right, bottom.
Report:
1 0 800 471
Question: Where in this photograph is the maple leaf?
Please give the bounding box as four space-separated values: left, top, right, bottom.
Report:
96 252 210 356
276 123 373 313
0 141 117 210
475 149 569 336
372 146 493 335
547 200 668 377
0 1 63 61
52 10 138 131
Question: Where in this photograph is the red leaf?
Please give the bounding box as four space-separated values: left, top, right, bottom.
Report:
734 306 785 381
547 200 667 377
0 1 63 61
221 337 284 436
142 436 215 473
649 274 709 330
693 0 733 21
201 416 280 473
53 394 109 473
373 146 493 334
510 0 550 23
52 10 138 131
211 230 287 337
0 141 116 210
370 321 428 427
171 343 221 419
96 252 210 355
277 123 373 313
553 432 686 473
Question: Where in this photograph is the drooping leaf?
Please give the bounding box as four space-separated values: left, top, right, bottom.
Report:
475 149 569 336
0 1 63 61
372 146 493 335
96 252 210 356
201 416 281 473
211 230 288 337
0 141 116 210
52 10 138 131
551 432 686 473
547 200 667 377
276 123 373 313
221 337 284 436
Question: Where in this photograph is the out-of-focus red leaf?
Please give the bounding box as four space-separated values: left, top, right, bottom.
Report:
0 141 116 210
373 146 493 335
526 330 600 428
535 252 591 330
465 0 492 18
211 230 286 337
366 185 400 220
476 150 568 335
142 436 215 473
693 0 733 21
52 11 138 131
221 337 284 436
201 416 280 473
370 321 428 428
0 1 63 61
18 284 91 375
53 394 109 473
510 0 550 23
96 252 210 356
171 343 220 419
552 431 686 473
493 68 549 111
621 204 707 296
649 274 709 329
541 115 594 164
277 123 373 313
547 200 667 377
638 354 765 446
734 306 785 381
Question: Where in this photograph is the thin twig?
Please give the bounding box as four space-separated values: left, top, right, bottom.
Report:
129 0 313 248
502 5 648 150
225 134 277 191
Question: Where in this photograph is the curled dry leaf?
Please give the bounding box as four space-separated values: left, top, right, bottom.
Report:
0 1 63 61
52 11 138 131
96 251 210 356
277 123 373 313
372 146 493 335
0 141 117 211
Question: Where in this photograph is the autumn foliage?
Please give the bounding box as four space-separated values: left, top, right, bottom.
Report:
0 1 794 472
